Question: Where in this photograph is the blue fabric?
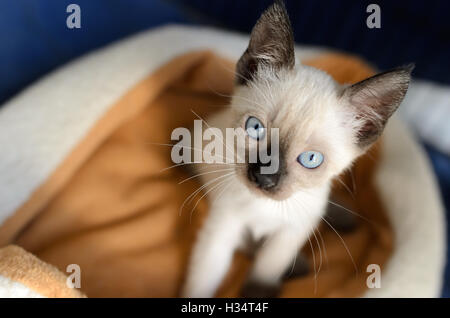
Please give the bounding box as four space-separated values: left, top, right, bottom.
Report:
424 144 450 297
174 0 450 85
0 0 188 104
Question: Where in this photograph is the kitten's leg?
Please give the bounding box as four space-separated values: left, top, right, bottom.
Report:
182 214 242 298
241 229 302 297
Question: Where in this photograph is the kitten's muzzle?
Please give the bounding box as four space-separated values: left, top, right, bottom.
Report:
247 163 280 190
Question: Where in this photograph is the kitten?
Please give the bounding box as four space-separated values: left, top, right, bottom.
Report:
181 0 412 298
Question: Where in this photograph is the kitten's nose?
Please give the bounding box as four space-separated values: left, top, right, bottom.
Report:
248 163 279 190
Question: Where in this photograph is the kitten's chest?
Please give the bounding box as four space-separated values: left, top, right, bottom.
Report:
246 211 288 240
243 188 329 240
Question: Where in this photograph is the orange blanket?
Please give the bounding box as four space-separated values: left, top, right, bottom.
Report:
0 51 392 297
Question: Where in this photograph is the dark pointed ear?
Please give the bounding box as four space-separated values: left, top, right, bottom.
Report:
236 0 295 85
342 64 414 147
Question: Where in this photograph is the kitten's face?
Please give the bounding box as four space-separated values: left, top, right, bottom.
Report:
231 66 359 200
232 1 412 200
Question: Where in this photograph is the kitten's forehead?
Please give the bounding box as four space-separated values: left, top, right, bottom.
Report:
243 65 341 136
239 65 338 112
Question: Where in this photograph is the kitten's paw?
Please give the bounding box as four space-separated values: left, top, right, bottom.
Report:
283 252 310 280
240 280 280 298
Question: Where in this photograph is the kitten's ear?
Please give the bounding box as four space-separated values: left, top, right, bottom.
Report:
342 64 414 147
236 0 295 85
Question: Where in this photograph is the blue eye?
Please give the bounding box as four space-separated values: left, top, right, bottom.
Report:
297 151 324 169
245 116 266 140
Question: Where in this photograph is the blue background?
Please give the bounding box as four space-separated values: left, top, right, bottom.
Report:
0 0 449 296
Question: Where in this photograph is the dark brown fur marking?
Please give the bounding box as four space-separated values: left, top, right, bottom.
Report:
236 0 295 85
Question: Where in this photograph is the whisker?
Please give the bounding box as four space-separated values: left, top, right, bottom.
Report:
320 216 358 275
189 174 235 223
349 169 357 195
292 191 360 276
335 176 356 200
146 142 203 153
310 228 323 276
190 109 245 164
186 172 235 207
327 199 374 226
284 200 301 280
316 227 329 267
178 168 235 184
160 161 234 173
291 198 323 293
288 250 298 278
306 233 318 294
179 171 235 216
300 188 373 226
147 142 236 164
213 177 234 203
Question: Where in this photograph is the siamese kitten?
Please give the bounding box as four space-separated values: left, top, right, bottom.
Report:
182 0 412 298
